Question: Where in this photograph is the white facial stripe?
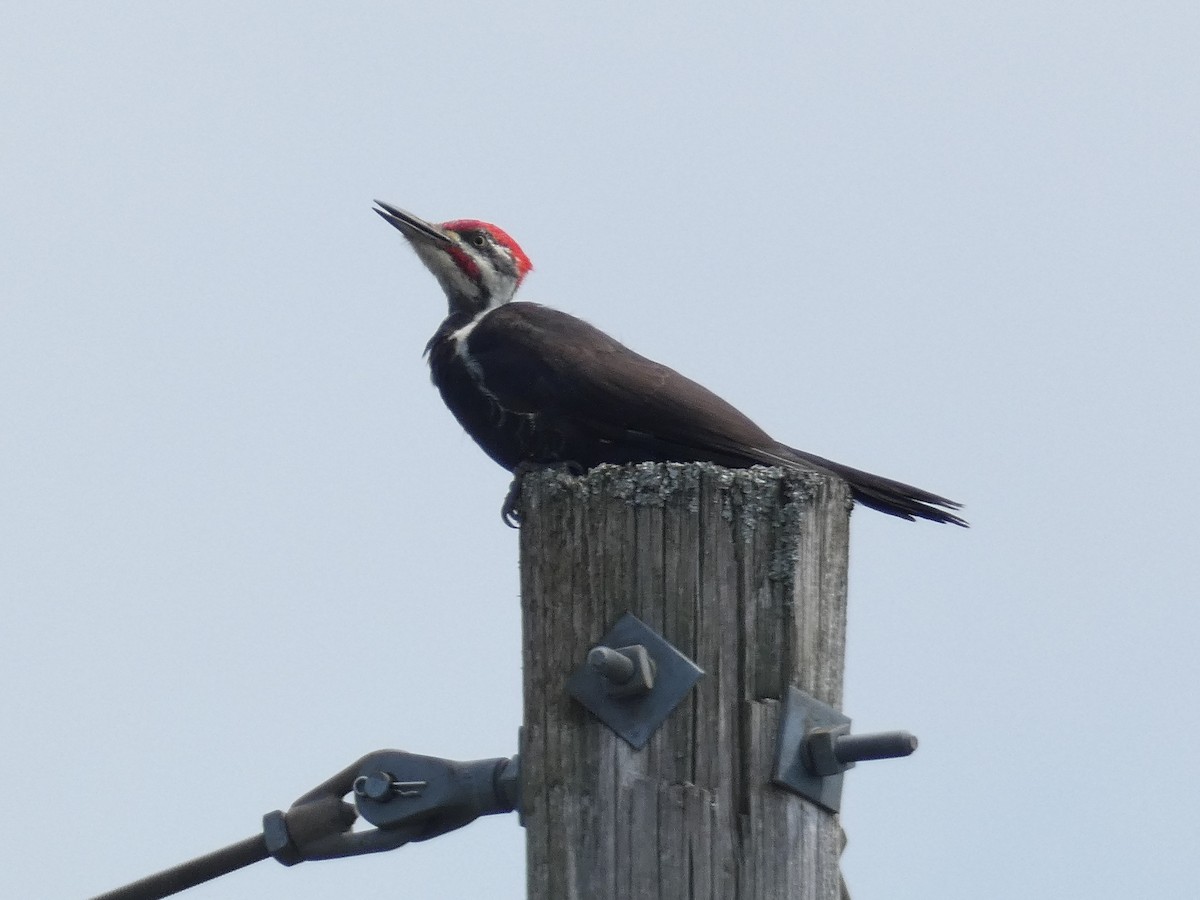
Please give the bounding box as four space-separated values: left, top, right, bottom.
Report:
449 312 486 348
477 249 517 305
450 308 505 407
416 244 481 301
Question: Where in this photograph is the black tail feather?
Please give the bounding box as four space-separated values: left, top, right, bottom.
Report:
780 446 968 527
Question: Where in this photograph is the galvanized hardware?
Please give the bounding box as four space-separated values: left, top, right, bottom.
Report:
352 773 428 801
351 750 517 838
806 728 918 776
587 643 656 697
263 749 520 866
567 611 703 750
772 685 918 813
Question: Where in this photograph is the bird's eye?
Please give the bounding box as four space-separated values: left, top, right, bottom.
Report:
471 233 487 248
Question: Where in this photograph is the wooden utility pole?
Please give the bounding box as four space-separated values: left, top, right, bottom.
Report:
519 462 851 900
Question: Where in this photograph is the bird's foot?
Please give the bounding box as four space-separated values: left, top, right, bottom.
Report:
501 461 586 528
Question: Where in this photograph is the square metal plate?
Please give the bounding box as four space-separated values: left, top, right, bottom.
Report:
566 612 704 750
772 685 852 813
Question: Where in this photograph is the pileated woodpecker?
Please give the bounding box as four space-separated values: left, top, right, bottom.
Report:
374 201 965 528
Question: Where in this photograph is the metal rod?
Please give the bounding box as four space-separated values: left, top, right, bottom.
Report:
90 834 268 900
834 730 918 764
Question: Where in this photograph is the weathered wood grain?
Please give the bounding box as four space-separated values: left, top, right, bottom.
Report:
520 463 850 900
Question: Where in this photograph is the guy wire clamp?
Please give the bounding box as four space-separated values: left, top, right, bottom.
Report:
91 748 520 900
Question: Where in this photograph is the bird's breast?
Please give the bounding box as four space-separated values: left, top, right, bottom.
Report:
426 323 539 471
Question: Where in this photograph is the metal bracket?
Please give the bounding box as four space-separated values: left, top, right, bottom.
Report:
772 685 918 813
567 611 703 749
95 745 522 899
352 750 519 839
263 749 520 865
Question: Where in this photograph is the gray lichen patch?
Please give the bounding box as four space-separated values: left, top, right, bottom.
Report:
523 462 833 536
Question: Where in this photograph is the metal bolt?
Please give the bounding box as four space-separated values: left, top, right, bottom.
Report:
588 646 635 683
835 730 918 765
804 727 918 777
587 643 656 697
352 772 428 802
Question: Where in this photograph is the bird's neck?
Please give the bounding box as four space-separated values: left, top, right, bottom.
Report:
424 303 503 356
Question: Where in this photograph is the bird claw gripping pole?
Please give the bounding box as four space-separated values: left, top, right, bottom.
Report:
265 749 521 864
92 749 520 900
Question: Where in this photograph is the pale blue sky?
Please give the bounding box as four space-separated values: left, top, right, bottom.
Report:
2 3 1197 898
